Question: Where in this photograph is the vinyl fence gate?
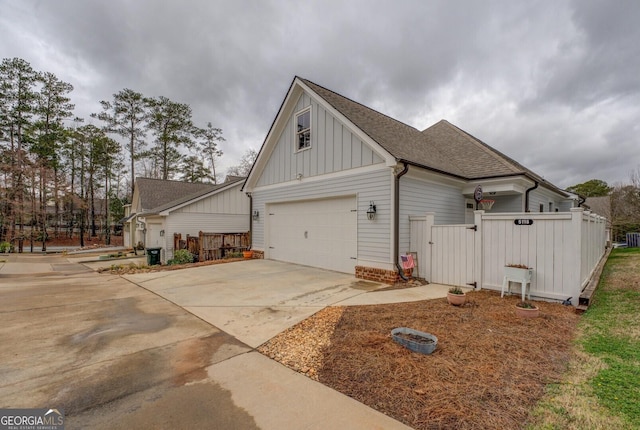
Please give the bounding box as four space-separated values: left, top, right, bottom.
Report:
410 215 477 288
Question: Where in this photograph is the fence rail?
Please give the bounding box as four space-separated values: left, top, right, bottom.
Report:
173 231 249 262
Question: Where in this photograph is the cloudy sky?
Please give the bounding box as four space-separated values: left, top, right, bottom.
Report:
2 0 638 188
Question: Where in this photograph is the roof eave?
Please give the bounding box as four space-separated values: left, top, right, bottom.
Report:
467 172 570 198
399 159 469 181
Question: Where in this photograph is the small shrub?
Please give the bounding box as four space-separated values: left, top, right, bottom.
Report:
170 249 194 265
0 241 10 253
224 251 243 259
516 301 536 309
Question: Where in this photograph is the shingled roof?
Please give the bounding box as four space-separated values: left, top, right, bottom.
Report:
135 178 219 212
300 78 549 184
146 177 245 214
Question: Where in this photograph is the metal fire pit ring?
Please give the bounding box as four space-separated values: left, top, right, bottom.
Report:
391 327 438 355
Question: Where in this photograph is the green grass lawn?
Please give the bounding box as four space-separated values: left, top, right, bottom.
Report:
528 248 640 430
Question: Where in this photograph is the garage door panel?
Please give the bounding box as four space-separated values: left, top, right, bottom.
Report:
268 197 357 273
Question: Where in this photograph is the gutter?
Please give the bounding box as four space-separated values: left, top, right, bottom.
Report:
524 181 539 212
398 156 569 199
394 162 410 281
247 192 253 249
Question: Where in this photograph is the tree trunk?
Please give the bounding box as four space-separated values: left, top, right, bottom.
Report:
54 166 60 239
40 166 47 252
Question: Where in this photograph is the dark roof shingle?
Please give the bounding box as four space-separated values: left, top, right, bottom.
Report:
135 178 218 212
300 77 550 184
147 177 245 214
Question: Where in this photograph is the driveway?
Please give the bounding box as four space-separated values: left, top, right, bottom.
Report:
1 255 416 430
122 259 451 348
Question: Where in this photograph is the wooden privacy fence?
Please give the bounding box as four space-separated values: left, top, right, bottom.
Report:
411 208 607 304
173 231 249 262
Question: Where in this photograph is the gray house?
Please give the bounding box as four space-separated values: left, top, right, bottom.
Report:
243 77 575 282
123 177 249 263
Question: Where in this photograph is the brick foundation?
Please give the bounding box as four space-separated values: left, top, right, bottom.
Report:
252 250 264 259
355 265 399 284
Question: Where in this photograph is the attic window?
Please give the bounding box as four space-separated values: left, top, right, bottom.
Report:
296 108 311 150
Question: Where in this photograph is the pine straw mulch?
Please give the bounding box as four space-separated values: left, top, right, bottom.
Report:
259 290 580 430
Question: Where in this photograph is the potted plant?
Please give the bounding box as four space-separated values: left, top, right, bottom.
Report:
447 287 466 306
242 249 253 259
515 301 540 318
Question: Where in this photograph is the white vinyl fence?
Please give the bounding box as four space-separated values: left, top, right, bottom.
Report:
411 208 607 304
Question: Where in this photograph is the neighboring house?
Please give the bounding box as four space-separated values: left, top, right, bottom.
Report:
123 177 249 262
243 77 577 282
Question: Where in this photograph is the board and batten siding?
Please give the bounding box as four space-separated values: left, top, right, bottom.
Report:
252 166 394 269
257 93 385 187
174 186 249 215
161 185 250 262
399 175 465 256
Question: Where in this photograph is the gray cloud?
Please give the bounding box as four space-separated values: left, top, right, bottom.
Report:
1 0 638 186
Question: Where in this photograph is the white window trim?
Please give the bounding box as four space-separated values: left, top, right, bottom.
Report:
294 107 311 152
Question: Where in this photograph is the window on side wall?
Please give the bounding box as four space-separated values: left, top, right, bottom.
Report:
296 108 311 150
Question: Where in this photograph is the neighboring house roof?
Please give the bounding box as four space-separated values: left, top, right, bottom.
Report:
298 78 566 195
146 177 245 215
135 178 215 212
225 175 246 183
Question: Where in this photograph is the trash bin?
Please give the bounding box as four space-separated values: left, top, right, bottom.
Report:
146 247 162 265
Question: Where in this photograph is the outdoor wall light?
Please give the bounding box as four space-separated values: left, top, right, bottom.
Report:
367 201 377 220
252 210 260 221
160 230 165 236
296 173 303 180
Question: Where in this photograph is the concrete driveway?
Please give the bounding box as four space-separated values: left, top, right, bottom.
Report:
1 255 417 429
123 259 451 348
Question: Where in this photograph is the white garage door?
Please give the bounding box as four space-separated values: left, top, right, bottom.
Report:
267 196 357 273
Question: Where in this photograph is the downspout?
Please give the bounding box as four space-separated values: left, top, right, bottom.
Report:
246 192 253 250
394 162 410 280
577 195 586 207
524 181 539 212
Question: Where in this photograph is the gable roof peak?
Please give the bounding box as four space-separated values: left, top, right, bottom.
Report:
248 76 567 196
297 77 416 132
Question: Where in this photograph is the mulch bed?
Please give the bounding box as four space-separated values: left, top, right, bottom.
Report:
97 257 247 274
261 290 579 430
